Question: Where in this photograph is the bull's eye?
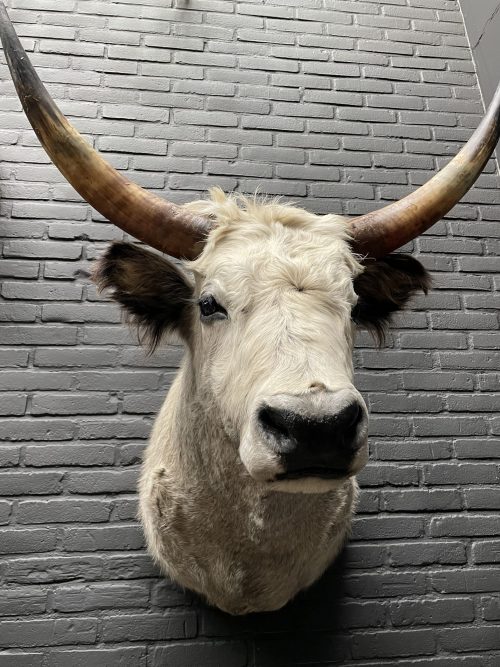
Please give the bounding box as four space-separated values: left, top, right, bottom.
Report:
198 295 228 321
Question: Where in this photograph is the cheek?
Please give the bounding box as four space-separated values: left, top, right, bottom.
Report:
196 321 254 422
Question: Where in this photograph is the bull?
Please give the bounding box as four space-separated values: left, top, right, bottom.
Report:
1 4 499 614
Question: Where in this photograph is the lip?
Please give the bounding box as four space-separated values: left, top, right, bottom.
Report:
275 467 350 480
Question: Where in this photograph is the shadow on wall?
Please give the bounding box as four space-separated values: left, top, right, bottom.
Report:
187 550 351 666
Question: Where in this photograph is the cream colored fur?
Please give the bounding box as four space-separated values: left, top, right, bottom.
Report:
138 189 368 614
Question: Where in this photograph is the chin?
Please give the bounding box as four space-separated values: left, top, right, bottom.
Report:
266 475 353 494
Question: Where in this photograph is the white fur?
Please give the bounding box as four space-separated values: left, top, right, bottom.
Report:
138 189 369 614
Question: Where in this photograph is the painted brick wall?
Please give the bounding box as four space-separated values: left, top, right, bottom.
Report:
0 0 499 665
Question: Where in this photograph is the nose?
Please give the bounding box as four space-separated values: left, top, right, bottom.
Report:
258 398 365 477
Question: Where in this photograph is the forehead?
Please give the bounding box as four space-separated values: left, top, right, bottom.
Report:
188 195 362 297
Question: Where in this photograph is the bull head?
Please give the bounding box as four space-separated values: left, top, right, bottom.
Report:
1 4 499 613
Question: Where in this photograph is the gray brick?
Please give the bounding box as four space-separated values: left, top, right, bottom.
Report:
414 18 464 35
0 501 12 525
361 350 433 369
207 160 272 178
2 282 82 301
242 115 304 132
62 525 144 551
35 348 119 368
391 597 474 626
465 488 500 510
0 260 40 279
0 654 43 667
48 648 146 667
0 587 47 617
345 571 427 598
53 582 149 612
352 516 424 540
111 497 139 521
374 440 452 461
0 618 97 648
365 65 420 83
400 332 467 349
478 374 500 391
328 22 384 40
439 352 500 370
439 626 500 652
3 240 83 259
343 543 386 569
150 642 247 667
17 499 112 524
472 541 500 564
0 371 73 391
0 392 28 415
98 136 167 155
239 179 306 196
456 440 500 460
369 392 444 413
25 443 115 467
276 164 340 182
122 393 165 415
77 371 159 391
0 446 20 467
388 540 467 566
42 303 121 323
117 443 145 466
448 394 499 412
415 418 489 437
431 514 500 537
0 471 62 495
382 489 462 512
0 528 58 555
351 629 436 659
65 469 140 494
482 596 500 621
31 393 117 415
2 554 103 584
101 612 196 642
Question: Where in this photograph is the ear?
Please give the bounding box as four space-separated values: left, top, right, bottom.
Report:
352 253 430 345
93 242 193 351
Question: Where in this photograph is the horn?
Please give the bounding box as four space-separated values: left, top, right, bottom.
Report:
0 2 210 259
350 82 500 258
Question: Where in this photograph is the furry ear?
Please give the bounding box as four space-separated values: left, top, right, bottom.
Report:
93 242 193 351
352 253 430 345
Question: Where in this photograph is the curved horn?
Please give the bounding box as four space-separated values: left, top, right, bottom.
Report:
350 82 500 258
0 3 210 259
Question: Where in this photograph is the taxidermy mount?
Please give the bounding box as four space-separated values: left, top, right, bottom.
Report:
1 3 499 614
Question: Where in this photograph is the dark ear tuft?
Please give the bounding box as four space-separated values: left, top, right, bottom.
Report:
352 253 431 346
93 242 193 352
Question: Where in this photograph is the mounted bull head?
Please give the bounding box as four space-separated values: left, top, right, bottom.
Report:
1 4 499 614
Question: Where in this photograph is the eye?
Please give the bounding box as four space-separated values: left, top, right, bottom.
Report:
198 294 228 321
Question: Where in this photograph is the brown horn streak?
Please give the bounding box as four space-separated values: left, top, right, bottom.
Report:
350 82 500 259
0 2 210 259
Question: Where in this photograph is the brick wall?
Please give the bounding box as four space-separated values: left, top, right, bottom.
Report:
0 0 499 665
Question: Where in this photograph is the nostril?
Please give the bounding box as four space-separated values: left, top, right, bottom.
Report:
336 401 364 452
258 405 291 439
344 401 362 429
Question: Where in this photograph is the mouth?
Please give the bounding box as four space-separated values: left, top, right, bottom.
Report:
275 467 351 481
